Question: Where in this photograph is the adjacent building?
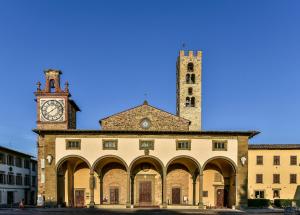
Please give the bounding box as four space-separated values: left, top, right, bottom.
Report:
248 144 300 201
0 146 37 206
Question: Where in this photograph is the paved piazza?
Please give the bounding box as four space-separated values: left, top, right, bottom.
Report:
0 208 284 215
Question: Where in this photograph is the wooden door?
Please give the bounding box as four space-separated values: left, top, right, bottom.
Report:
216 189 224 208
75 190 85 207
139 181 152 205
172 187 181 204
110 187 119 204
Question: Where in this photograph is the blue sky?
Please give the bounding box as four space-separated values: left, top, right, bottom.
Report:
0 0 299 155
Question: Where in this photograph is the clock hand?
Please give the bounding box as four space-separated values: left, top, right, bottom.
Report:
48 106 58 114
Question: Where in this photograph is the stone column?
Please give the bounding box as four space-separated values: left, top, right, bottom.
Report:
192 174 197 206
198 174 203 208
99 174 103 205
130 175 134 205
126 171 131 208
67 163 74 207
89 170 95 207
162 169 167 208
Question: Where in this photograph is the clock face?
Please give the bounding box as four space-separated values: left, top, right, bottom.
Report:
140 118 151 129
41 99 64 122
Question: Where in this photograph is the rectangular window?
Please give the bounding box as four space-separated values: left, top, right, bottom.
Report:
32 162 36 172
290 156 297 165
290 174 297 184
273 156 280 165
203 191 208 197
16 174 22 185
139 140 154 150
273 174 280 184
24 175 30 186
32 176 36 187
7 155 14 166
7 173 15 185
255 190 265 199
15 157 22 168
212 140 227 151
256 156 263 165
176 140 191 150
0 153 5 164
66 139 81 150
0 172 6 184
273 189 280 198
102 139 118 150
256 174 263 183
24 159 30 169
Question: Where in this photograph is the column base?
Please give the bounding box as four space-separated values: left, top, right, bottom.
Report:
162 202 167 208
89 201 95 208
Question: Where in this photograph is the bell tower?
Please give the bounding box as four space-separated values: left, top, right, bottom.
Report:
176 50 202 131
34 69 80 130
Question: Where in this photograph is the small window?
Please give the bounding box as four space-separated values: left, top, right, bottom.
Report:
176 140 191 150
256 174 263 183
15 157 22 168
203 191 208 197
273 174 280 184
255 190 264 199
24 175 30 186
24 159 30 169
16 174 22 185
7 173 15 185
0 154 5 164
273 156 280 165
32 176 36 187
290 156 297 165
139 140 154 150
273 190 280 198
0 172 6 184
7 155 14 166
188 87 193 95
212 140 227 151
290 174 297 184
66 140 81 150
256 156 263 165
103 140 118 150
32 162 36 172
187 63 194 72
191 97 195 107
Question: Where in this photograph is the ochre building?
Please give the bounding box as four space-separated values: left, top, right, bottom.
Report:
34 50 259 208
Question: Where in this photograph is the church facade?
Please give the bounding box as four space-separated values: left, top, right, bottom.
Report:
34 50 259 208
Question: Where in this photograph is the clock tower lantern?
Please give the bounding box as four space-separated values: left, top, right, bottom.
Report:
34 69 80 130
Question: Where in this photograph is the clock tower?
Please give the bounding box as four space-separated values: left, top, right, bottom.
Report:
34 69 80 130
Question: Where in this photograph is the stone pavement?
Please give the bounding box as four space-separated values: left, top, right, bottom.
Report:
0 208 285 215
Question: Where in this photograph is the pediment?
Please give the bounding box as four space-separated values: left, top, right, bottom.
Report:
100 101 190 131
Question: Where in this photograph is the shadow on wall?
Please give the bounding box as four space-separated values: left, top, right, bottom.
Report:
294 186 300 200
239 178 248 207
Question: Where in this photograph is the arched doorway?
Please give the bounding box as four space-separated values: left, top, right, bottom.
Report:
202 157 237 208
92 156 129 206
166 156 200 206
56 156 91 207
129 156 164 207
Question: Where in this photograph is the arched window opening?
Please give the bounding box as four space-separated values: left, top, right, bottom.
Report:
50 79 55 93
185 97 191 107
187 63 194 72
186 74 190 84
191 74 195 84
191 97 195 107
188 87 193 95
